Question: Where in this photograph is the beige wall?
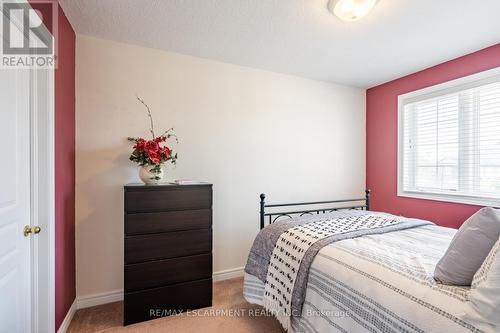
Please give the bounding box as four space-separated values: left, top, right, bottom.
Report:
76 35 366 298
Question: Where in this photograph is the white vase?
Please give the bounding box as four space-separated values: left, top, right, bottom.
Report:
139 164 164 185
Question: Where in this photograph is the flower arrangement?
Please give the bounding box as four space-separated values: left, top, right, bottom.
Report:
127 96 178 184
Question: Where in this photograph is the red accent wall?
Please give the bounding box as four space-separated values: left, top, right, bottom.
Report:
54 5 76 331
366 44 500 229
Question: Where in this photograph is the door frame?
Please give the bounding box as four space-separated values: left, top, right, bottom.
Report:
30 66 55 333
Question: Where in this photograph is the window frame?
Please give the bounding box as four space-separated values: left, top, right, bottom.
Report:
397 67 500 207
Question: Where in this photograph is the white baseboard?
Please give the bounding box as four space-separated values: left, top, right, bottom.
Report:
56 300 77 333
76 289 124 309
213 266 244 282
75 267 245 310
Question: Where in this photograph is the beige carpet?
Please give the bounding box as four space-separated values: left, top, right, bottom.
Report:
68 277 284 333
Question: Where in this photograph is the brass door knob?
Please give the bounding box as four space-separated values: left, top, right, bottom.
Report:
23 225 41 237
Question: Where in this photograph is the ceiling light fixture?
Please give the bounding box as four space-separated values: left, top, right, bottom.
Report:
328 0 378 22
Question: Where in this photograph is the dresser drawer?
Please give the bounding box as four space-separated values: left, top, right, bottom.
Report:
125 229 212 264
125 253 212 291
125 209 211 235
125 186 212 213
124 278 212 325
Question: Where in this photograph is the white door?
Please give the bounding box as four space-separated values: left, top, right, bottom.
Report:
0 68 32 331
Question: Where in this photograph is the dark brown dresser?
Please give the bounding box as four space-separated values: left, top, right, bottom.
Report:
124 183 213 325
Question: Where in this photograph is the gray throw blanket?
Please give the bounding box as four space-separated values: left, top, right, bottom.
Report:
244 210 433 326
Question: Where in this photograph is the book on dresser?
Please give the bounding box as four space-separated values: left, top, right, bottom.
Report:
123 183 213 325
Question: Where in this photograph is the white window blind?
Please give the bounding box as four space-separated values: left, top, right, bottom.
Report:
399 71 500 206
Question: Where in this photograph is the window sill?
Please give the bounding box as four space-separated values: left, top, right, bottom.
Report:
397 190 500 208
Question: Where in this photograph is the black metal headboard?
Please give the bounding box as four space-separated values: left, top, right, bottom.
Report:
259 189 371 229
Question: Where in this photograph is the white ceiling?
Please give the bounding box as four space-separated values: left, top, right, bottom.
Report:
59 0 500 88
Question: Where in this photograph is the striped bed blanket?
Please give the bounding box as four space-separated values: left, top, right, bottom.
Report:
245 211 432 331
244 211 492 332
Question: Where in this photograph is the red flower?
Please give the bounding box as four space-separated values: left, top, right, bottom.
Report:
148 151 160 164
134 138 146 152
159 146 171 159
145 140 159 154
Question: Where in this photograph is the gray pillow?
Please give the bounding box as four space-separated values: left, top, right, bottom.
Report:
434 207 500 286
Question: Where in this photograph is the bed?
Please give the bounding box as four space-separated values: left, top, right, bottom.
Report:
243 191 492 333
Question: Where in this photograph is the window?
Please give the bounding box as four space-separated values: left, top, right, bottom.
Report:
398 68 500 206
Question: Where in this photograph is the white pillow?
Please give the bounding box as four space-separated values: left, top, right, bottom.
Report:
464 237 500 331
